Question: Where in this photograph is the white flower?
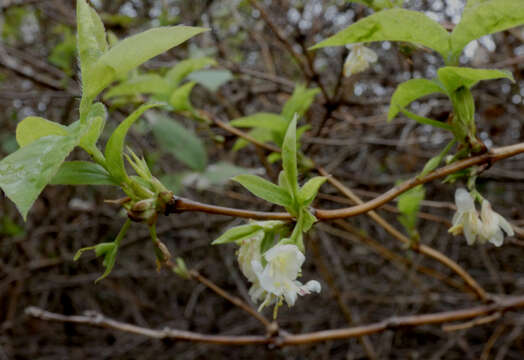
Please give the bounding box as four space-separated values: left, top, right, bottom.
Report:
479 199 514 247
252 244 321 310
343 44 378 77
237 231 263 283
449 188 483 245
236 232 267 303
449 188 514 246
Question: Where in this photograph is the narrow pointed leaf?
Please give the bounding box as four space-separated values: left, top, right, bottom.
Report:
79 102 107 151
282 85 320 122
437 66 514 93
90 26 208 96
298 176 327 207
400 108 452 131
311 9 450 58
212 224 262 245
282 115 299 198
76 0 106 74
231 113 288 132
233 174 292 207
51 161 118 186
104 103 160 183
419 139 456 178
388 79 445 121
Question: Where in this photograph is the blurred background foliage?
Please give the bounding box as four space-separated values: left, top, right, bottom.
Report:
0 0 523 358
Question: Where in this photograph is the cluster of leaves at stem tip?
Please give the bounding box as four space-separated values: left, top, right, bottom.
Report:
213 115 326 252
0 0 208 281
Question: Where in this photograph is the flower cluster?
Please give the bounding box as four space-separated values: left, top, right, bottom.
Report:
449 188 514 246
237 237 321 315
343 44 378 77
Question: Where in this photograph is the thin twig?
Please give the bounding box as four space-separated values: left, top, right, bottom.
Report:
164 142 524 225
188 270 274 330
25 295 524 346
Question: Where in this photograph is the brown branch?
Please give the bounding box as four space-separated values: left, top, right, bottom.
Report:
165 143 524 225
166 196 291 221
25 306 268 345
25 295 524 346
314 143 524 220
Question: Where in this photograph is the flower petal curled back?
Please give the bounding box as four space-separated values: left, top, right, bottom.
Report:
480 200 514 247
298 280 321 295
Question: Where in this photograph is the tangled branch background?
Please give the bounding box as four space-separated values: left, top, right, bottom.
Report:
1 0 524 359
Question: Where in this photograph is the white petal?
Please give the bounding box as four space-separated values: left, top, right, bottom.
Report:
463 215 477 245
496 214 514 236
455 188 475 212
362 47 378 62
284 288 298 306
303 280 321 294
488 229 504 247
451 211 464 226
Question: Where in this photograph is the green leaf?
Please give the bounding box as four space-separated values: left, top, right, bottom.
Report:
300 209 317 233
232 174 292 207
95 219 130 282
212 224 262 245
151 113 207 171
437 66 514 93
298 176 327 207
79 102 107 151
76 0 107 76
16 117 68 147
183 162 255 190
88 26 208 98
311 8 450 58
450 0 524 62
186 69 233 92
0 133 80 220
419 139 456 178
165 57 216 88
230 113 288 132
104 103 160 183
232 128 273 152
399 108 453 131
212 220 286 245
388 79 445 121
74 242 114 261
397 185 425 232
51 161 118 186
281 85 320 122
282 115 299 199
348 0 403 11
104 74 170 99
169 82 196 112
